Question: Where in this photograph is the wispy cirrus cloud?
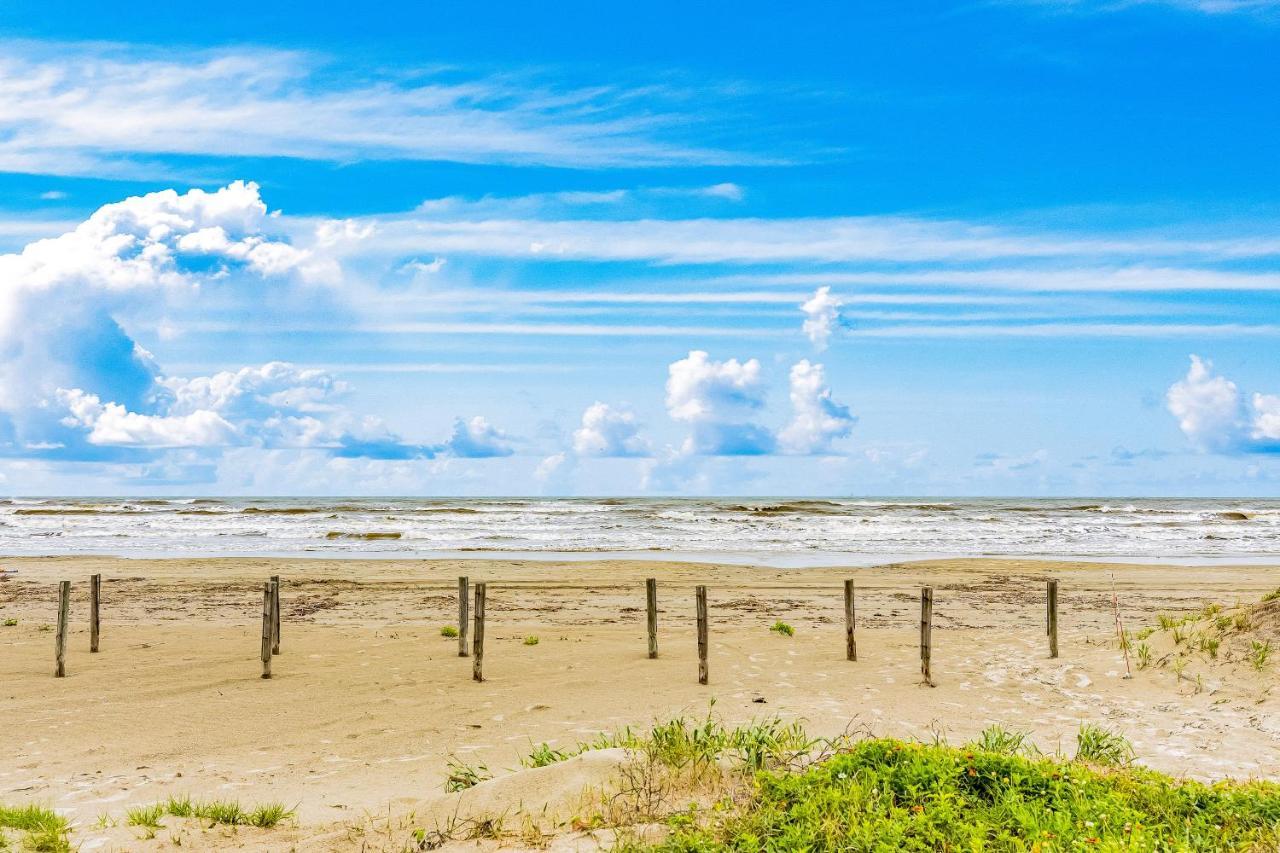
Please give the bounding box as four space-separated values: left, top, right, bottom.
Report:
0 42 772 178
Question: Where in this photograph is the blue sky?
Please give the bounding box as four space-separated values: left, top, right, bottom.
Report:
0 0 1277 496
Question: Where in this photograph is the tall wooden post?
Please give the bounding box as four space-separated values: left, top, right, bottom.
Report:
920 586 933 687
1047 579 1059 659
260 582 273 679
844 579 857 661
695 585 708 685
55 581 70 678
458 576 470 658
270 575 281 655
90 573 101 653
646 578 658 659
472 582 486 682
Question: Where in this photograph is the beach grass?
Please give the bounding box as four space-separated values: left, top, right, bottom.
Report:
122 797 294 832
768 620 795 637
439 625 458 638
0 803 70 852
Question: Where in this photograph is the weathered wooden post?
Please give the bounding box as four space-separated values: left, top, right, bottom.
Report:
270 575 281 655
920 586 933 686
260 582 273 679
458 576 470 658
55 581 70 678
646 578 658 659
844 579 857 661
696 585 708 685
472 582 487 682
1047 579 1059 659
90 573 101 653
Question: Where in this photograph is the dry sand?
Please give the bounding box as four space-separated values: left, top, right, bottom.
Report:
2 555 1278 850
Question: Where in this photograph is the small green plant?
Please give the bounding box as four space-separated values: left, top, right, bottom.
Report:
1250 640 1272 671
1171 625 1191 645
1262 587 1280 603
523 742 570 768
1232 613 1253 632
36 624 51 632
247 803 292 828
967 724 1036 756
1199 636 1220 658
1074 723 1135 766
523 635 539 645
1171 656 1188 680
1136 642 1152 669
769 620 795 637
444 759 491 792
1156 613 1178 630
2 618 15 627
0 803 71 852
1134 626 1155 640
127 803 166 829
440 625 459 638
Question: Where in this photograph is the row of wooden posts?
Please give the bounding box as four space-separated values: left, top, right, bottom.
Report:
47 575 1063 684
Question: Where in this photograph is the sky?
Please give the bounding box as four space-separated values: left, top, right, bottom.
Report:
0 0 1277 496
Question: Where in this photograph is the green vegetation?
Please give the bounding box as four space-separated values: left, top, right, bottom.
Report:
966 724 1036 757
0 803 70 852
1262 588 1280 603
126 803 165 829
523 742 571 768
1074 723 1135 766
444 759 492 792
523 635 540 645
1250 640 1272 671
768 620 795 637
645 738 1280 852
439 624 458 638
122 797 293 833
1 618 15 627
1136 642 1153 669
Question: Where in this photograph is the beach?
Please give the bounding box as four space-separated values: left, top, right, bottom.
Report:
3 554 1278 849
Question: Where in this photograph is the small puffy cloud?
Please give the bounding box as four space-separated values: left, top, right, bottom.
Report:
442 416 515 458
777 360 856 454
800 286 842 351
57 388 236 447
572 402 650 457
1165 355 1280 454
665 350 774 455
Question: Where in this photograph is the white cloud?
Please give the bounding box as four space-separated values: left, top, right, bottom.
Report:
442 416 515 458
800 286 842 351
665 350 774 455
57 388 236 447
572 402 650 457
0 43 758 177
1165 355 1280 453
777 360 856 454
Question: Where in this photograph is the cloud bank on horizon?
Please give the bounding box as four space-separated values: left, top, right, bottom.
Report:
0 1 1276 496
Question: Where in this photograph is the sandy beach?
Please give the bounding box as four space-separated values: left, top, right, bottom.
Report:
2 555 1278 849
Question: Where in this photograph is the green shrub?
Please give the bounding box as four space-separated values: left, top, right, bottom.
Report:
523 742 570 768
1250 640 1272 671
440 625 459 638
1075 723 1135 766
769 620 795 637
967 724 1036 756
2 618 15 627
0 803 70 852
523 635 539 645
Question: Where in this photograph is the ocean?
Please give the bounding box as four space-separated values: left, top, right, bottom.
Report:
1 497 1278 565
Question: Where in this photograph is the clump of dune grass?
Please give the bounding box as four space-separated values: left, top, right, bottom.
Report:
126 803 166 829
769 620 795 637
1074 723 1135 766
124 797 293 831
444 760 492 792
966 724 1037 757
1250 640 1272 671
2 618 15 627
639 738 1280 851
523 635 539 646
440 625 458 638
0 803 70 852
522 742 570 768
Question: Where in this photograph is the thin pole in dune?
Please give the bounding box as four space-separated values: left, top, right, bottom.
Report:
844 579 857 662
260 582 273 679
458 576 470 658
55 580 70 678
270 575 281 655
90 573 101 653
646 578 658 659
920 586 933 687
1046 579 1059 659
472 582 487 682
696 585 709 685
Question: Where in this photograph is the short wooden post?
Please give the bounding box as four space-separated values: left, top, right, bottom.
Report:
646 578 658 659
260 582 273 679
458 576 470 658
55 580 70 678
1047 579 1059 659
695 585 708 685
270 575 281 655
844 579 857 661
920 586 933 687
472 582 486 682
90 573 101 653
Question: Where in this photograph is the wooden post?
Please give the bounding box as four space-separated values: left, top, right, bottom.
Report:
646 578 658 659
55 580 70 678
920 586 934 686
90 573 101 653
458 576 470 658
260 582 273 679
1047 579 1059 659
844 579 857 662
472 582 486 682
695 585 708 685
270 575 281 655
